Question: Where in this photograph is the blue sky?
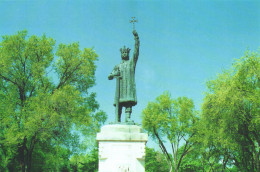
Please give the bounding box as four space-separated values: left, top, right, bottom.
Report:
1 0 260 148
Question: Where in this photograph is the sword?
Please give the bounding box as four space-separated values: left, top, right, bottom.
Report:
114 75 121 122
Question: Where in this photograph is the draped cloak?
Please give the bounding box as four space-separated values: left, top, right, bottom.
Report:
111 57 137 106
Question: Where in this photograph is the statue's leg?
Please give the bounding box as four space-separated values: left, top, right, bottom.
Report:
115 104 118 122
125 105 132 122
118 104 123 122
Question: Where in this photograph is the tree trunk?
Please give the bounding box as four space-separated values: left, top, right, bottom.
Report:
27 150 33 172
26 134 37 172
169 165 172 172
255 150 259 172
174 151 178 172
18 137 27 172
18 147 25 172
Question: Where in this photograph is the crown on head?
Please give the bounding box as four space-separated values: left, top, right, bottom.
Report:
120 46 131 54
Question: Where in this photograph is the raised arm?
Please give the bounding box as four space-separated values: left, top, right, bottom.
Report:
132 30 140 65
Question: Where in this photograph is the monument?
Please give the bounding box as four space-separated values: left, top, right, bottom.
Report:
96 17 148 172
108 17 139 124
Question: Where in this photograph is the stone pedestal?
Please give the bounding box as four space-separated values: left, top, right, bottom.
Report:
96 124 148 172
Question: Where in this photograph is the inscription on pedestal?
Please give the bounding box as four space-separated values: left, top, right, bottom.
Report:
96 125 148 172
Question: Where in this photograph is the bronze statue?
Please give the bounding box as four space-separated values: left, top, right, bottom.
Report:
108 18 140 123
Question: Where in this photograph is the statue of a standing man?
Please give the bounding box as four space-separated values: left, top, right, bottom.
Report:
108 29 140 123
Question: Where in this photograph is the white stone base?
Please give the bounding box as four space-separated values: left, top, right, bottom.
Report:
96 124 148 172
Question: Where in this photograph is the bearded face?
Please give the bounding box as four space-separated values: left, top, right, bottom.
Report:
121 51 129 60
120 46 130 60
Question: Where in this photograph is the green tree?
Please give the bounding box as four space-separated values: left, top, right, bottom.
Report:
178 144 205 172
194 118 236 172
0 30 106 172
30 144 72 171
142 92 198 172
70 146 98 172
145 147 169 172
202 50 260 171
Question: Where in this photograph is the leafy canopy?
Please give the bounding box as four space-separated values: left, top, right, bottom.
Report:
0 30 106 171
202 50 260 171
142 92 198 172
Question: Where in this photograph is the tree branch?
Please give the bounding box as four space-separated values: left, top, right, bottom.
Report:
29 86 35 97
55 61 82 91
177 140 192 170
153 127 172 166
0 74 18 86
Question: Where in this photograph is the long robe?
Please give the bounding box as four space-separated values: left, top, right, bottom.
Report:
112 58 137 106
109 33 139 107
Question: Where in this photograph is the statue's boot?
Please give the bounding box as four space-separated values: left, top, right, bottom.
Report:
125 112 134 124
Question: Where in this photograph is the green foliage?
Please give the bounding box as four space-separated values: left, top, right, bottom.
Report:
145 147 169 172
30 144 71 171
0 30 106 171
178 144 204 172
70 146 98 172
142 92 198 172
201 50 260 171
